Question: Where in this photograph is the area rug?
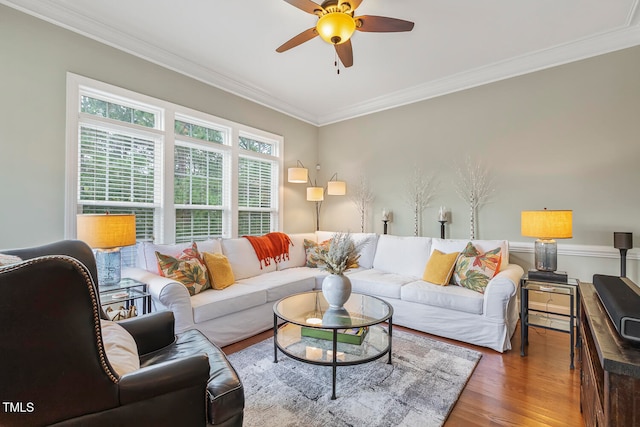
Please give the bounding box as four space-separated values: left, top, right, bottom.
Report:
227 330 481 427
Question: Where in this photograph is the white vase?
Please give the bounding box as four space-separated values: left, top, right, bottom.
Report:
322 274 352 308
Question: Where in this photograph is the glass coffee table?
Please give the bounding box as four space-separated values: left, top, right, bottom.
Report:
273 291 393 399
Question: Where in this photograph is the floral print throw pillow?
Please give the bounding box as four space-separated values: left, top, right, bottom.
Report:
155 243 210 296
453 242 502 294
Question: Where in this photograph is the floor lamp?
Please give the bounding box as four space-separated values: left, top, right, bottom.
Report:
288 161 346 231
614 232 633 277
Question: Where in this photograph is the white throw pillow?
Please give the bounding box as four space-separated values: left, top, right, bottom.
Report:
101 319 140 377
220 238 277 280
137 241 192 274
372 235 432 278
0 253 22 266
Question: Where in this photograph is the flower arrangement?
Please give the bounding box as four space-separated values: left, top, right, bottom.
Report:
318 232 363 275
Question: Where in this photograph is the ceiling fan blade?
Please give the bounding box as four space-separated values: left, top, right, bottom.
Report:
283 0 324 15
276 27 318 53
339 0 363 11
355 15 415 33
335 40 354 68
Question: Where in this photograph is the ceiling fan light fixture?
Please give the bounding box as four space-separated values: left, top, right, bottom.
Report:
316 12 356 45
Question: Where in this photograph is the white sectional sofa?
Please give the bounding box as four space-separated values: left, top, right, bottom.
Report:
124 232 524 352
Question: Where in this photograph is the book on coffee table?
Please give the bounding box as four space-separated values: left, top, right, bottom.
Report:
300 326 368 345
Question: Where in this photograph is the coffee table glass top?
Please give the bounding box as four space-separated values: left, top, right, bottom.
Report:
274 291 392 329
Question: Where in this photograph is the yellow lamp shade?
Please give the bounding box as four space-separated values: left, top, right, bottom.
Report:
521 210 572 239
288 167 308 183
307 187 324 201
77 214 136 249
316 12 356 45
327 180 346 195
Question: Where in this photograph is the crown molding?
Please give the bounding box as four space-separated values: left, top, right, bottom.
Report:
317 23 640 125
3 0 640 127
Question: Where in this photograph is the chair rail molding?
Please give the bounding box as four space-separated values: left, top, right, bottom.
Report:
509 241 640 260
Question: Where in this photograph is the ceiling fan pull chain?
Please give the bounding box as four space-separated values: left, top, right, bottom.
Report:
334 52 340 75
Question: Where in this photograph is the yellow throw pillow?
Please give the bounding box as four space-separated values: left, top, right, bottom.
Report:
203 252 235 290
422 250 460 286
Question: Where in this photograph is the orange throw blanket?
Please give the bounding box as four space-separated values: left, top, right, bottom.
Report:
243 232 293 269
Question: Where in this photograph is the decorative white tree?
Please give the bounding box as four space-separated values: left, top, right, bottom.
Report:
403 166 437 236
349 175 375 232
453 156 495 239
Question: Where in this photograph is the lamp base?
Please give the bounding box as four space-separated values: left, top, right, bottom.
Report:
95 248 122 286
534 238 558 272
528 269 568 283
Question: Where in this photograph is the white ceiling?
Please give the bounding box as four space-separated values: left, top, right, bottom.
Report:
4 0 640 125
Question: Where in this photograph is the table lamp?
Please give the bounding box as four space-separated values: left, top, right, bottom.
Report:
77 214 136 286
521 209 572 281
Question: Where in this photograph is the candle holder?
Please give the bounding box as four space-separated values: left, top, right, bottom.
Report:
437 207 448 239
438 220 446 239
381 208 392 235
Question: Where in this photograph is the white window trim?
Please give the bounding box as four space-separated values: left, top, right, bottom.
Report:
65 72 284 242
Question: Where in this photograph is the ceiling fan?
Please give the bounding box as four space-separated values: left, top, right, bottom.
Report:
276 0 415 69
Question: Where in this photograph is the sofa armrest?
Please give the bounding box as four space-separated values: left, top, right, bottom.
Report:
482 263 524 321
118 355 210 404
118 311 176 356
123 267 195 333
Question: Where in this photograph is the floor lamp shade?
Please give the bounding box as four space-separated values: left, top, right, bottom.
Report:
521 210 572 272
327 180 346 195
77 214 136 285
307 187 324 201
288 167 308 183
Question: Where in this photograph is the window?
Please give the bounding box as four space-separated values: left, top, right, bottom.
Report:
66 73 283 249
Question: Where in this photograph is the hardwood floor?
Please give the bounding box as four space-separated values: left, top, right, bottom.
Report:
222 322 583 427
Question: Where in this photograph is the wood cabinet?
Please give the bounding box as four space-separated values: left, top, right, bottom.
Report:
579 281 640 426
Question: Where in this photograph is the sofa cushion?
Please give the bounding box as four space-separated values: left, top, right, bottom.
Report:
422 250 460 286
453 242 502 294
277 233 317 270
101 319 140 376
190 284 267 323
220 238 277 280
431 238 509 270
401 280 484 315
348 269 416 299
137 239 222 274
372 235 432 278
237 268 317 302
202 252 235 290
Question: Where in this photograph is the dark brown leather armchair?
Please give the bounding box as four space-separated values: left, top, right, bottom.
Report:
0 240 244 427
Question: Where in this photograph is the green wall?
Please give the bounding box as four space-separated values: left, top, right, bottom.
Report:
0 5 318 249
317 46 640 283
